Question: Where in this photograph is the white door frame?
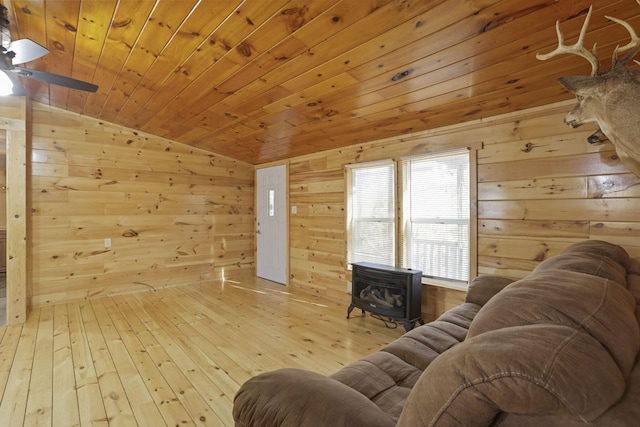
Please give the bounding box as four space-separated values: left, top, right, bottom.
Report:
255 164 288 285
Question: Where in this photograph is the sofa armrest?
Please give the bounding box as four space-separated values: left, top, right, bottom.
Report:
233 368 395 427
465 275 516 306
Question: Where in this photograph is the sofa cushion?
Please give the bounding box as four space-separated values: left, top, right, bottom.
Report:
330 302 480 420
495 352 640 426
330 352 417 420
381 306 476 370
398 324 627 426
468 269 639 376
550 239 631 267
532 251 629 285
397 240 640 426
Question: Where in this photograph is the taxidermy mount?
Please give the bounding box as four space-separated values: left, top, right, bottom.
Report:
537 1 640 177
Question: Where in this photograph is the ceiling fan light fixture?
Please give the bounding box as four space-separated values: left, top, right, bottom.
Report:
0 70 13 95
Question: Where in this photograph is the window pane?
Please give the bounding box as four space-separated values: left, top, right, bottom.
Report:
353 167 394 218
352 220 395 264
347 162 395 265
268 189 275 217
402 150 470 282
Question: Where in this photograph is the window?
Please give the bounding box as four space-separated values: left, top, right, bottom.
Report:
400 149 470 283
346 160 395 265
346 149 473 285
268 189 276 216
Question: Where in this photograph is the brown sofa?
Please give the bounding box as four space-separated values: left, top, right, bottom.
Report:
233 240 640 426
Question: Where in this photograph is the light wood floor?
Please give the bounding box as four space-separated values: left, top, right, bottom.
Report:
0 277 404 426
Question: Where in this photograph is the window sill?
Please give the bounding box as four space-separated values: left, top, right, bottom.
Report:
421 277 468 291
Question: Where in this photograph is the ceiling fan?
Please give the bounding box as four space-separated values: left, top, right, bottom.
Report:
0 4 98 95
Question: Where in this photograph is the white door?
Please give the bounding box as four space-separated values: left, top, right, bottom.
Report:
256 165 288 284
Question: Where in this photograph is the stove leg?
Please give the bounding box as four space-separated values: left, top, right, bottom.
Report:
403 321 414 332
347 304 355 319
403 318 424 332
346 305 365 319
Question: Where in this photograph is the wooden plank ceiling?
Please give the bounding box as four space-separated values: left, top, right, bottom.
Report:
3 0 639 165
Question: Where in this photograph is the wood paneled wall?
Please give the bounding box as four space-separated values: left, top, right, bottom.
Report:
2 96 28 324
24 97 640 320
29 103 254 307
288 99 640 321
477 105 640 276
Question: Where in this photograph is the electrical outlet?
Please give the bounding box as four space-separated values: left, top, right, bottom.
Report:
347 281 352 292
104 238 112 248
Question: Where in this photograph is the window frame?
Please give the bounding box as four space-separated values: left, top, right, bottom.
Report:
345 147 477 288
345 159 397 266
399 148 475 286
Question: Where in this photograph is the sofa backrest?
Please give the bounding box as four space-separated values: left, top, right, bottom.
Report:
397 240 640 427
626 257 640 323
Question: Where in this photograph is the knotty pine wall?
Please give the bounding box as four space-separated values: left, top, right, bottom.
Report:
288 99 640 321
23 98 640 320
0 132 5 228
29 103 254 307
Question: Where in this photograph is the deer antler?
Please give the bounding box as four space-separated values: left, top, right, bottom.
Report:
607 17 639 53
607 0 640 67
536 6 600 76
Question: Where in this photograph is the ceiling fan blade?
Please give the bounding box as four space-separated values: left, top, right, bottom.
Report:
9 38 49 64
4 70 26 96
11 67 98 92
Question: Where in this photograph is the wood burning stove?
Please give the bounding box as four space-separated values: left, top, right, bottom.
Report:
347 262 424 332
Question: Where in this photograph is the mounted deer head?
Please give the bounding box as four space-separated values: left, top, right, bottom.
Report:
537 2 640 177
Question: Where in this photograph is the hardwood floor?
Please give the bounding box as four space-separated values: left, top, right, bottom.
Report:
0 277 404 426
